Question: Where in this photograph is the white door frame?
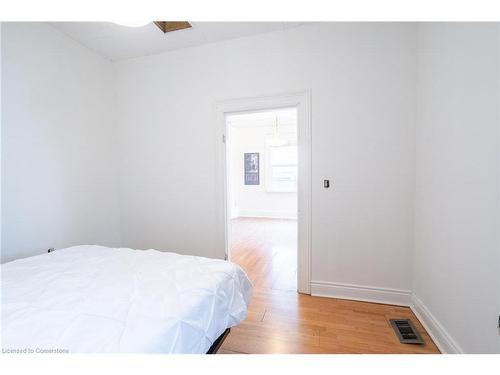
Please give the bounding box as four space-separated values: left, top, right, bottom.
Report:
214 90 312 294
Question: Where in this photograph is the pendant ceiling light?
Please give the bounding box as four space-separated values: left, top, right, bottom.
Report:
267 116 288 147
113 21 192 34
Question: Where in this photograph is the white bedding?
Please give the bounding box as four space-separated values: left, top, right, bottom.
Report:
1 245 252 353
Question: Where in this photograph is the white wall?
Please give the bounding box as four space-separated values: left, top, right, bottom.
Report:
498 24 500 355
229 125 297 220
1 23 121 262
0 22 2 258
413 23 499 353
114 23 417 292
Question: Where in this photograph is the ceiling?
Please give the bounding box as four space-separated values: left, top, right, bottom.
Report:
227 107 297 129
50 22 305 61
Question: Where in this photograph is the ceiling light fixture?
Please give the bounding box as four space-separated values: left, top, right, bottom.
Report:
267 116 288 147
114 21 151 28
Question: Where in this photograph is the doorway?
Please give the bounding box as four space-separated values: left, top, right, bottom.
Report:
227 108 298 291
215 91 311 294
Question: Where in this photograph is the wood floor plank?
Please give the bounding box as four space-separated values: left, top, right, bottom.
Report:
219 218 440 354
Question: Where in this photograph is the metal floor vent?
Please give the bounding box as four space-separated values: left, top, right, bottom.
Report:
389 319 425 345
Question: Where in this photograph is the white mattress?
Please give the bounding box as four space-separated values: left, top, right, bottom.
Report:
1 245 252 353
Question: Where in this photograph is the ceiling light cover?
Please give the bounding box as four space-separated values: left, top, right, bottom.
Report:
114 21 151 28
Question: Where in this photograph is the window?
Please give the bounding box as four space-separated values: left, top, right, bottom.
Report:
266 145 297 192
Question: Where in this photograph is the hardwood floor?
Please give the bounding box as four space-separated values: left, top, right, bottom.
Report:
219 217 440 354
229 217 297 292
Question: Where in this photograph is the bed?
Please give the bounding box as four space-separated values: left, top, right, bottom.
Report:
1 245 252 353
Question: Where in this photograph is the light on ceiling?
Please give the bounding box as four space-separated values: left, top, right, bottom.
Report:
267 116 288 147
114 21 151 28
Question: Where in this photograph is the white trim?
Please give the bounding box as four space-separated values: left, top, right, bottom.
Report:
310 280 412 307
236 210 298 220
215 90 312 294
409 294 463 354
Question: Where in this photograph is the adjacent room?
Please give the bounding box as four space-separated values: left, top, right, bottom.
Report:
1 21 499 355
227 108 298 292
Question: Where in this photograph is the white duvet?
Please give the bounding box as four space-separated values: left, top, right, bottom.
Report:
1 245 252 353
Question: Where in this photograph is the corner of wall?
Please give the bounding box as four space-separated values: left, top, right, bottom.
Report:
410 294 463 354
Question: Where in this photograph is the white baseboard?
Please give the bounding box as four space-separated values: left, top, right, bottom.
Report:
237 209 297 220
409 294 463 354
310 280 412 307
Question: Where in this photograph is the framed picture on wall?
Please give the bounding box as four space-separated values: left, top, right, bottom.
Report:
244 153 260 185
